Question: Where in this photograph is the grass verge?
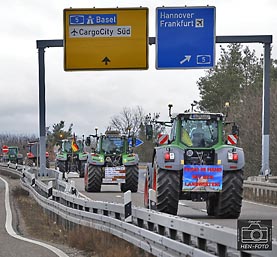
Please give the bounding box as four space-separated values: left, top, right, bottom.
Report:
12 186 154 257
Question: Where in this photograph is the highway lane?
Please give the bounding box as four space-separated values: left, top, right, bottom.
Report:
71 168 277 239
0 176 68 257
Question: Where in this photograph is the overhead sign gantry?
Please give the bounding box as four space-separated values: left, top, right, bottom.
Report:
64 8 148 70
37 6 271 177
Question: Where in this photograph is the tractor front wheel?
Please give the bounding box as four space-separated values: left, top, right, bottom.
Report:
120 165 139 192
86 165 102 192
46 158 50 168
78 161 86 178
206 193 218 216
58 161 67 173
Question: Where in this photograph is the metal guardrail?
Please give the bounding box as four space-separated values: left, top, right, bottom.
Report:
0 163 276 257
243 180 277 205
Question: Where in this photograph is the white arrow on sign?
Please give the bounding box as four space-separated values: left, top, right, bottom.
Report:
180 55 191 64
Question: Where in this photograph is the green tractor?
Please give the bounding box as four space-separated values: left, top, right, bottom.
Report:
8 146 23 165
84 130 139 192
144 104 244 218
55 137 87 178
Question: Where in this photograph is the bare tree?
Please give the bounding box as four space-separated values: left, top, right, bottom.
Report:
109 106 144 135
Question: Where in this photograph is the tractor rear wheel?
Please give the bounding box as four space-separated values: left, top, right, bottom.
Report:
120 165 138 192
216 170 243 218
58 161 67 173
78 161 86 178
17 158 23 165
156 168 180 215
46 158 50 168
26 159 33 167
87 165 102 192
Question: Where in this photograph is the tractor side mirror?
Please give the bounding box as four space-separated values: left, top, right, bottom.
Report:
85 137 91 146
232 124 239 137
132 137 136 147
145 124 153 140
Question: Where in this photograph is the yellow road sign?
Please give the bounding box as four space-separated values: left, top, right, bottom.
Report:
64 8 148 71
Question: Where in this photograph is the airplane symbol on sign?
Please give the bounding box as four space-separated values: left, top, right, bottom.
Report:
71 29 78 36
195 19 204 27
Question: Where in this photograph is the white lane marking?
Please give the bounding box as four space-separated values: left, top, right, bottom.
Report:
179 202 187 206
243 199 277 209
0 176 69 257
179 202 207 213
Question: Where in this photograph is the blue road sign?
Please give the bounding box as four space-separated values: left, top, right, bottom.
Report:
128 138 144 147
156 6 216 69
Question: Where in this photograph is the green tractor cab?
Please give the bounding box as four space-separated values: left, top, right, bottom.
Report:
84 130 139 192
144 105 244 218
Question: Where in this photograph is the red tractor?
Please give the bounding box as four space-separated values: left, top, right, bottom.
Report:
26 142 50 168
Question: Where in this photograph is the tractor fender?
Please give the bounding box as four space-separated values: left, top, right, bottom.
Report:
155 146 183 171
216 146 245 170
87 153 104 166
78 153 88 161
56 156 67 161
124 154 139 166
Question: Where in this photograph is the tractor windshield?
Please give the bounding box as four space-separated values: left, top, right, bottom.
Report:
30 144 39 155
101 137 124 154
63 139 83 153
8 148 17 155
76 140 83 151
181 119 218 147
63 141 72 152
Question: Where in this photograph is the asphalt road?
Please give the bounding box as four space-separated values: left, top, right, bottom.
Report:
72 168 277 239
0 176 68 257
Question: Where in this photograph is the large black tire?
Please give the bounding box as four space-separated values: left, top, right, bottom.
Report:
216 170 243 218
46 158 50 168
156 168 180 215
17 158 23 165
78 161 86 178
206 193 218 216
26 158 34 167
121 165 139 192
87 165 102 192
58 161 67 173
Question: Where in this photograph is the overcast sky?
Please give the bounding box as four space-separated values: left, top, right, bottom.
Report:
1 0 276 137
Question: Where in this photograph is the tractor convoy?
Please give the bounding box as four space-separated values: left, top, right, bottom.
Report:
0 103 245 219
84 130 139 192
144 104 244 218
